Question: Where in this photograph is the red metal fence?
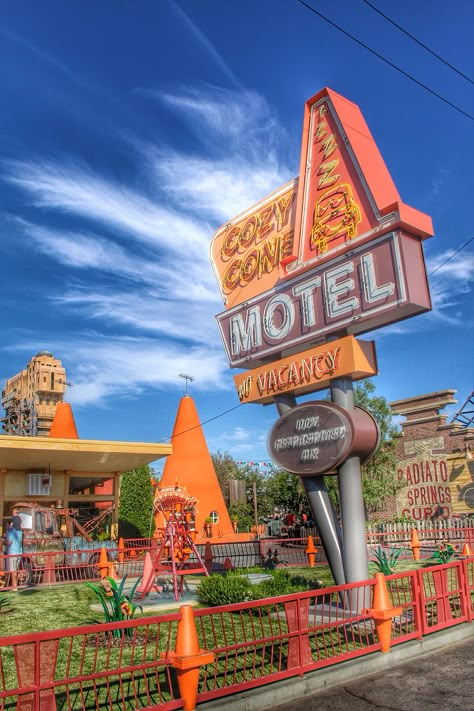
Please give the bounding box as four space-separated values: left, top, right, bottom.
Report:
0 558 473 710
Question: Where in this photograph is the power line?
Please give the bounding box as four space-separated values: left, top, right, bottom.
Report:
361 0 474 86
157 401 243 443
428 236 474 277
295 0 473 121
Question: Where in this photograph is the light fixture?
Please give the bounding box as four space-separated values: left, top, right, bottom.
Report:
465 444 473 460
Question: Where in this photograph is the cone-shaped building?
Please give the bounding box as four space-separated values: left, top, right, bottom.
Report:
48 402 79 439
158 396 233 539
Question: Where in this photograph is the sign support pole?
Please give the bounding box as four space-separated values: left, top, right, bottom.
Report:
330 377 370 607
274 394 346 587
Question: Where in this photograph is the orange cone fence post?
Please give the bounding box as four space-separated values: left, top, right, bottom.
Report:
204 542 213 575
364 572 403 653
410 528 421 561
169 605 214 711
461 542 473 557
305 535 317 567
118 538 125 563
98 547 109 578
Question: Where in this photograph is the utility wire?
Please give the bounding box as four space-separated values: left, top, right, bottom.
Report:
361 0 474 86
428 236 474 276
155 235 474 442
157 401 243 443
295 0 473 121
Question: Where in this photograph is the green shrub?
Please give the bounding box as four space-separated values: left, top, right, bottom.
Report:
197 574 253 606
251 569 309 599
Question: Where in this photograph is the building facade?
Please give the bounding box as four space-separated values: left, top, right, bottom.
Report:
1 351 67 436
387 390 474 521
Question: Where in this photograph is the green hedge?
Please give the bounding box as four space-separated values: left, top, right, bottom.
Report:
197 570 317 607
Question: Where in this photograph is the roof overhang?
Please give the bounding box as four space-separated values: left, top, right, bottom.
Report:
0 435 172 473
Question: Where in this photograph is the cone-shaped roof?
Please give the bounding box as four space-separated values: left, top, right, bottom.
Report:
158 396 233 537
48 402 79 439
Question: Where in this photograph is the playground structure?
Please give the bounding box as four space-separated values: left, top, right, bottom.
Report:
141 481 208 601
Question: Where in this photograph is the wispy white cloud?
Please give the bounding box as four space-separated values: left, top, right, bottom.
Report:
18 219 218 303
4 336 231 407
5 158 210 260
0 24 97 95
148 149 287 223
5 83 471 413
425 248 474 323
169 2 242 89
207 425 268 454
140 86 290 221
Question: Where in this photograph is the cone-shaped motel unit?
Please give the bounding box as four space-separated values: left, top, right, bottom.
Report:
158 396 233 538
48 402 79 439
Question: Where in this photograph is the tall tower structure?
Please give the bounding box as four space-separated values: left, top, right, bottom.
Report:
1 351 67 436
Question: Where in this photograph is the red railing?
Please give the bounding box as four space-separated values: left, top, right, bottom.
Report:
1 528 473 591
0 558 473 709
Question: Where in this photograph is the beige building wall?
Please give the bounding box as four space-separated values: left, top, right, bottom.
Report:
1 351 67 436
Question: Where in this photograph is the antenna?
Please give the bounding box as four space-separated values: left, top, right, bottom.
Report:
178 373 194 395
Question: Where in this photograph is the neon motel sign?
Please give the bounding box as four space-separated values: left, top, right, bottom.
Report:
218 230 429 368
210 87 433 393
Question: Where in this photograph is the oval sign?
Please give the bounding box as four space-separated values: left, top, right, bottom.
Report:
268 401 354 475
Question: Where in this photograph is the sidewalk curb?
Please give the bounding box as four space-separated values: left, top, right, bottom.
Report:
199 623 474 711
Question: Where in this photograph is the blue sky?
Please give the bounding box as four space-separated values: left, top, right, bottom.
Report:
0 0 472 474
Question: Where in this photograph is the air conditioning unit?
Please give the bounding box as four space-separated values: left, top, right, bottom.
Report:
28 473 51 496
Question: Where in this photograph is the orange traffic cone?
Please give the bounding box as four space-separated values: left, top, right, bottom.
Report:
461 542 473 557
306 535 317 567
107 561 117 580
410 529 421 561
137 552 154 596
171 605 214 711
98 547 109 578
366 573 403 653
118 537 125 563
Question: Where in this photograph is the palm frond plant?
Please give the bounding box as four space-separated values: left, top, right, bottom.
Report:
0 593 14 615
431 541 457 565
373 546 404 575
85 575 143 637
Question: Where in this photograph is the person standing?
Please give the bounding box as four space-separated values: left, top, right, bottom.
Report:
5 515 23 590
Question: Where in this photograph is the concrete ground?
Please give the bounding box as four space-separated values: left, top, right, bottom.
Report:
200 625 474 711
270 635 474 711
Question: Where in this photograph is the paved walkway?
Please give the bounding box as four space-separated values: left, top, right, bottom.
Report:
270 637 474 711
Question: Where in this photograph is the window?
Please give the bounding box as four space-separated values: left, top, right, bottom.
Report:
209 511 220 524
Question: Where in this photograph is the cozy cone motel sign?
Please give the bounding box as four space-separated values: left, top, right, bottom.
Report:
210 86 433 460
